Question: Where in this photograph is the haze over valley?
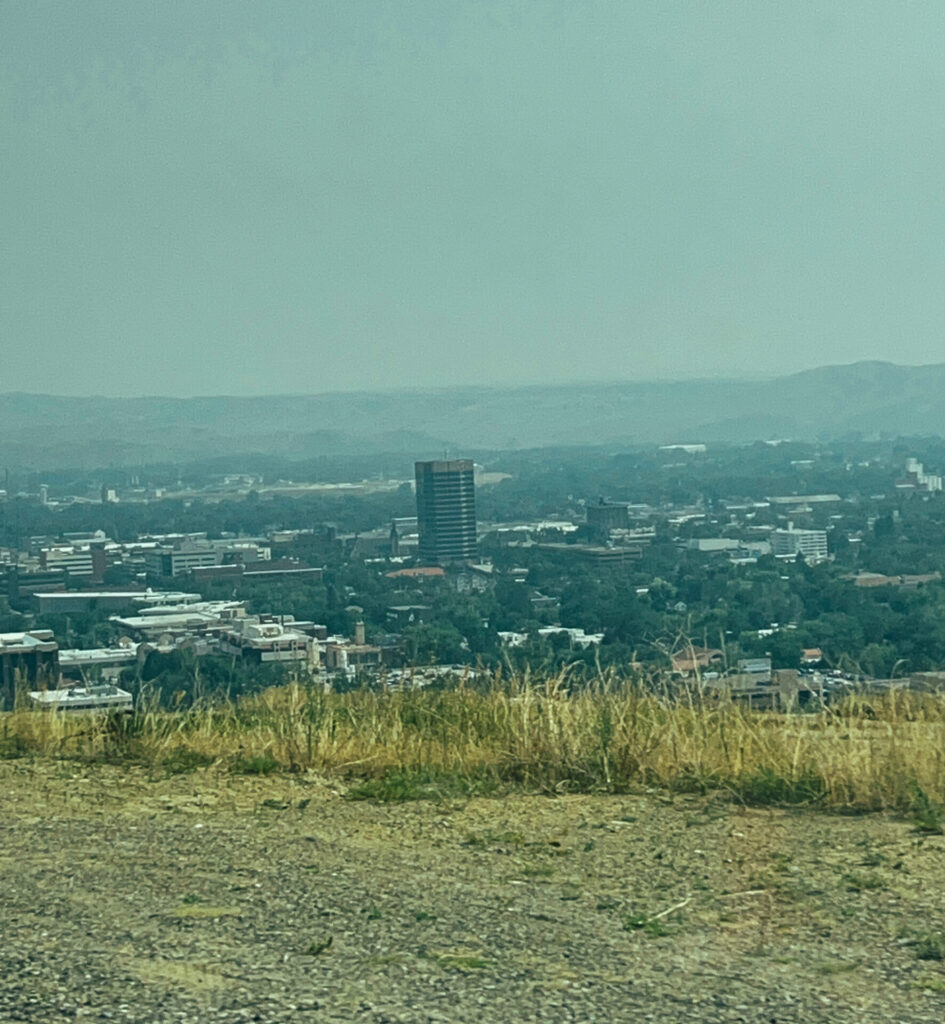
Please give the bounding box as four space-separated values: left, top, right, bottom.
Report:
2 361 943 470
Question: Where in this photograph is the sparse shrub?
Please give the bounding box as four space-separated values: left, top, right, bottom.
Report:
0 734 29 759
231 753 280 775
162 749 215 775
910 786 944 834
841 871 883 892
345 767 497 803
623 913 670 938
913 932 945 961
670 772 716 795
737 768 827 806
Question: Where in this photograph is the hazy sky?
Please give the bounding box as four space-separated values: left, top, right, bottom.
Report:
4 1 945 396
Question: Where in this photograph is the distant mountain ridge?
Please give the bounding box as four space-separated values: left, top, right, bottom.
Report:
1 361 942 469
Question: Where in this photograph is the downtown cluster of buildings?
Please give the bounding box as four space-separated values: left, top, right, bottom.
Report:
0 460 483 711
7 451 934 713
583 498 829 564
21 530 308 584
0 589 325 712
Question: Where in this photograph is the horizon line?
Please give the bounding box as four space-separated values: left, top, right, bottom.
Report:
0 358 932 402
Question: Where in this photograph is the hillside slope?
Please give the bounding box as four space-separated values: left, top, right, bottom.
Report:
0 361 941 467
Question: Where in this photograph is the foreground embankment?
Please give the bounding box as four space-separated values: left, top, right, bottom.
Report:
3 681 945 812
2 759 945 1023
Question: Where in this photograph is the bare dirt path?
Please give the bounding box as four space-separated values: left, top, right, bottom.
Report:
2 761 944 1023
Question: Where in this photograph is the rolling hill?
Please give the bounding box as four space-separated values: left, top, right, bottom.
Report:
1 361 942 469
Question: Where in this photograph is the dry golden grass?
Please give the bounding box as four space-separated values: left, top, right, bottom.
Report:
3 674 944 813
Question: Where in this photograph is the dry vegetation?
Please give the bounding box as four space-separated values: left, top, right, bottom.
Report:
3 674 945 820
5 676 945 1021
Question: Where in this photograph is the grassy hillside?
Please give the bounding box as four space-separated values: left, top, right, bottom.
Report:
4 676 944 819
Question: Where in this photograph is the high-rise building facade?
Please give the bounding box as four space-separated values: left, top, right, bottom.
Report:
586 500 630 538
415 459 477 565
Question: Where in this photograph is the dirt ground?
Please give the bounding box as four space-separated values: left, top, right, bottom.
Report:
1 760 944 1024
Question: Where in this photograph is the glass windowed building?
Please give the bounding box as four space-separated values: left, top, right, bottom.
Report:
415 459 477 565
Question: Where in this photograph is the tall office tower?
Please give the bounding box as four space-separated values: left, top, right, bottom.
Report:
415 459 477 565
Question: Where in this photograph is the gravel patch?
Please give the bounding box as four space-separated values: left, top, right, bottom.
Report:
2 761 944 1022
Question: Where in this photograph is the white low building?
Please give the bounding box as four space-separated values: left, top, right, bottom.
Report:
29 684 133 713
218 620 318 667
771 523 828 563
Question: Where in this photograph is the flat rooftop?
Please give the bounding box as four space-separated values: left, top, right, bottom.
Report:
0 631 57 651
112 613 223 631
59 646 139 665
29 685 133 709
